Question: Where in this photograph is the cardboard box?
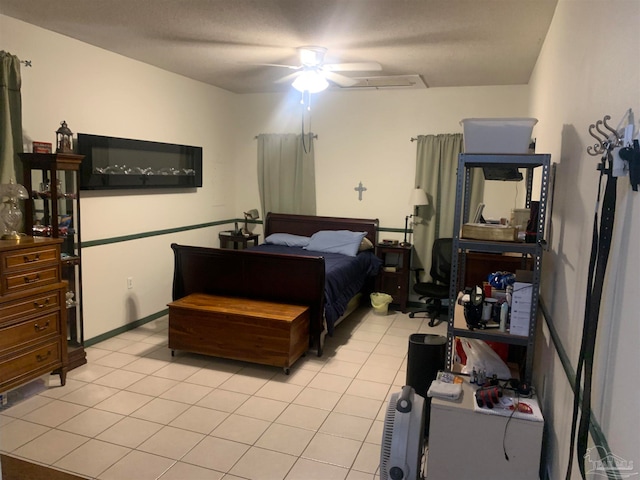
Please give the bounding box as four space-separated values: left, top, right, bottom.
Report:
462 223 518 242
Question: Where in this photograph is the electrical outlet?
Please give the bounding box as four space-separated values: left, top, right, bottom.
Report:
127 277 133 289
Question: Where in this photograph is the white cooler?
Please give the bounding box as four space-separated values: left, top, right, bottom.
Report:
461 117 538 153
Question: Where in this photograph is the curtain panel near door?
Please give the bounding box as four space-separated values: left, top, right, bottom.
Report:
0 51 23 184
413 133 484 281
257 133 317 219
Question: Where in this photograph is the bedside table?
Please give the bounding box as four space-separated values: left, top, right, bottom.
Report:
219 231 260 250
375 244 412 312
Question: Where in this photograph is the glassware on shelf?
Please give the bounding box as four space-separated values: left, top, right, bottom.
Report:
36 179 63 199
65 291 77 308
0 180 29 240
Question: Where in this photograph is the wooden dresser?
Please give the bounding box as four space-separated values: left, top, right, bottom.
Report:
0 237 68 393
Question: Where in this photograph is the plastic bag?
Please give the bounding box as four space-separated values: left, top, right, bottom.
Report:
459 338 511 379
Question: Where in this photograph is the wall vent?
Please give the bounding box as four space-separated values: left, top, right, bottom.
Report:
335 75 428 90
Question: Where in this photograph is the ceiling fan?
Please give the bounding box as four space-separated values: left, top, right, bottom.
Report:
264 46 382 92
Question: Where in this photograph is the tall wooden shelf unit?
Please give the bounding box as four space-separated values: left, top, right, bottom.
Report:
447 153 550 384
20 153 87 371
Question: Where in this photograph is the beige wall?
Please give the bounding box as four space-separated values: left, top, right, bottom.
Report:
529 0 639 477
1 15 238 339
1 13 530 341
7 6 638 475
233 87 532 228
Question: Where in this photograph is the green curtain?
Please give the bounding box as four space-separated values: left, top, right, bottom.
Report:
412 133 484 279
257 133 317 219
0 51 23 185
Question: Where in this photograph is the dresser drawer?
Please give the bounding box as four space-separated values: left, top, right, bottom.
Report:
0 288 62 325
0 312 61 353
0 341 61 385
1 245 60 273
3 266 60 295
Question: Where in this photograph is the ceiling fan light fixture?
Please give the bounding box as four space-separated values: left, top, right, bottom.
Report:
292 70 329 93
299 46 326 66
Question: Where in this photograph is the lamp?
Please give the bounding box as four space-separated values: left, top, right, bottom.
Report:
56 120 74 153
292 69 329 94
400 187 429 247
0 179 29 240
242 209 260 235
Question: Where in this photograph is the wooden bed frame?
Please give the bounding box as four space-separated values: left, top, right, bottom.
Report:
170 213 379 355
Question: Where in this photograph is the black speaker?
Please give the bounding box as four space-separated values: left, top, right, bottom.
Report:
406 333 447 437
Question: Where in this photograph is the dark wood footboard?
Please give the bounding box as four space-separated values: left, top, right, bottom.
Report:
170 213 379 356
171 244 326 350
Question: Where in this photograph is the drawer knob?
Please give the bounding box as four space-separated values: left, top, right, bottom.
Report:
36 350 52 362
23 253 41 263
23 274 41 284
34 298 51 309
34 321 50 332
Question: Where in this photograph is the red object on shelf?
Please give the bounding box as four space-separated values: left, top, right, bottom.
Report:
32 141 52 154
485 341 509 362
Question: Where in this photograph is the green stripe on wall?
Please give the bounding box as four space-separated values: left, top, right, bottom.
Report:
84 309 169 347
81 219 406 248
538 297 621 480
82 219 233 248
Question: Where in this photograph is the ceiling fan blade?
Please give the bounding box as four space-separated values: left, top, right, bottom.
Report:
248 63 302 70
274 71 301 84
324 71 359 87
324 62 382 72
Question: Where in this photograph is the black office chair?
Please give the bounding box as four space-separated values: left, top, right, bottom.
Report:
409 238 453 327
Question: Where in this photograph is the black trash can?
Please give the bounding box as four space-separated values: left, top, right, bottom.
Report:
406 333 447 437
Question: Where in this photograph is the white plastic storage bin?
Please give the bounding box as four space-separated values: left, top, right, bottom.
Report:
461 118 538 154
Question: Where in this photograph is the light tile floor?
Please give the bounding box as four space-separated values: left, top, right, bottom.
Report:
0 307 446 480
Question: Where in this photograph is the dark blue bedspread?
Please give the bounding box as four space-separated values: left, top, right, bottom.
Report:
249 244 382 335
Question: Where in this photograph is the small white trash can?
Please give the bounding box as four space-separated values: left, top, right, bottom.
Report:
370 292 393 315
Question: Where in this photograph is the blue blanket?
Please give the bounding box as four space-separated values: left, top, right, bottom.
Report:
249 244 382 334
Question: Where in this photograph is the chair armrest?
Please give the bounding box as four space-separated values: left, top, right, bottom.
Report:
412 267 424 284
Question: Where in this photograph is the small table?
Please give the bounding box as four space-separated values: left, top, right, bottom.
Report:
427 379 544 479
375 243 412 312
219 231 259 249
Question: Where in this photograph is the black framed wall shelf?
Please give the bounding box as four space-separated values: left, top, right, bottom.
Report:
447 153 550 384
20 153 87 371
77 133 203 190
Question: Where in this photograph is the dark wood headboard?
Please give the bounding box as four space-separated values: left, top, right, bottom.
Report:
264 213 379 244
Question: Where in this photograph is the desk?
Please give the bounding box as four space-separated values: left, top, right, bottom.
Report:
219 231 259 249
427 379 543 479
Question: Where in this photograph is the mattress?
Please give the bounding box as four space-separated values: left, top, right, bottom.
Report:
249 244 382 334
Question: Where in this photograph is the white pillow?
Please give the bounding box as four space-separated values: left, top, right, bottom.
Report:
264 233 311 247
305 230 367 257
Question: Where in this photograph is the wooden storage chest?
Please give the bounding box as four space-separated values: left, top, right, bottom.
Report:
168 293 309 373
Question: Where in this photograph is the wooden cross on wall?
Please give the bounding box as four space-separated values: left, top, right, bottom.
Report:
354 181 367 201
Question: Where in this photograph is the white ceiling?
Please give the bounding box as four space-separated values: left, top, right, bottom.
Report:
0 0 558 94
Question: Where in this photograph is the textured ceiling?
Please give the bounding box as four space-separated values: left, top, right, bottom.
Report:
0 0 558 94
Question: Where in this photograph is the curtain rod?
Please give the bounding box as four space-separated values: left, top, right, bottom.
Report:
410 137 418 142
20 60 32 67
254 134 318 139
